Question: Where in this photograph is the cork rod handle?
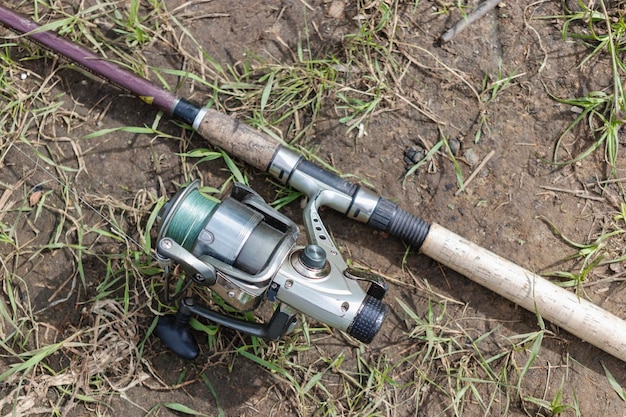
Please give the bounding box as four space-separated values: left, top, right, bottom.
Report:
421 223 626 362
195 109 280 172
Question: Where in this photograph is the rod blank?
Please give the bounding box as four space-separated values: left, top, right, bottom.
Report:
0 5 180 113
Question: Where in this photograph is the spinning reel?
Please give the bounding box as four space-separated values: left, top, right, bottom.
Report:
154 180 388 359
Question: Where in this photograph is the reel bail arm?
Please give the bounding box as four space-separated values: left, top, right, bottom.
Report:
156 238 216 286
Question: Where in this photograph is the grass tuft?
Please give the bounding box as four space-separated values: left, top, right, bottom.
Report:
550 0 626 175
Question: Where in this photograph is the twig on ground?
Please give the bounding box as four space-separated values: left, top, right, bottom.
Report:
455 149 495 196
539 185 605 202
441 0 504 43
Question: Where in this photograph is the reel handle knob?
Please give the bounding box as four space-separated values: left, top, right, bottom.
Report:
154 298 199 360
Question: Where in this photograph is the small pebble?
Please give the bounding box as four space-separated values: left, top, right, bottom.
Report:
404 145 425 165
357 123 367 139
448 138 460 156
29 186 44 206
463 147 480 165
571 106 583 114
328 0 345 18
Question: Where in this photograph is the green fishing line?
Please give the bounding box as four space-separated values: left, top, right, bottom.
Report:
163 188 218 251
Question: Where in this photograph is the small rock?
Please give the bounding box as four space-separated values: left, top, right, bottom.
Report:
448 138 460 156
404 145 425 165
327 0 345 19
463 147 480 165
29 188 43 207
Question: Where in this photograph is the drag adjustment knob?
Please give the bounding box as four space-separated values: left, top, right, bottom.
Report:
300 244 326 269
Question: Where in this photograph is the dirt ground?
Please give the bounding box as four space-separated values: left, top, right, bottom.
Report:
3 0 626 416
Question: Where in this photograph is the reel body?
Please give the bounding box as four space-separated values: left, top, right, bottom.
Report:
154 181 387 359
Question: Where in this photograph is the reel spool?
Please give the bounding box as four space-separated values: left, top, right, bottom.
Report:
157 181 292 277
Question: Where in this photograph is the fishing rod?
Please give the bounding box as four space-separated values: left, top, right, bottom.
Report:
3 5 626 362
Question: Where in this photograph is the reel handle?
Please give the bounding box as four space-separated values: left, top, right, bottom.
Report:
155 298 297 358
179 297 297 340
